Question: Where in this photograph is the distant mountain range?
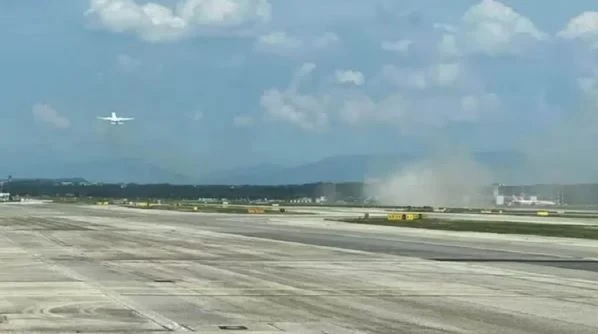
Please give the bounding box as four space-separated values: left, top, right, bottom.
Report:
1 151 529 185
2 158 192 185
198 151 529 185
198 154 417 185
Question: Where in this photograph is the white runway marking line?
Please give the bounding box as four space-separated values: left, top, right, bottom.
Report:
11 229 189 332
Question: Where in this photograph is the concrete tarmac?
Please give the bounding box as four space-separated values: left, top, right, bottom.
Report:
290 206 598 225
1 203 598 333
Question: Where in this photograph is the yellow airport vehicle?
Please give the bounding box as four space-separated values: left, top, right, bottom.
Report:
537 211 550 216
387 212 424 221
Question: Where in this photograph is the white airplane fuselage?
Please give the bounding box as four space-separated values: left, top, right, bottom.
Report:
98 112 134 125
509 196 557 207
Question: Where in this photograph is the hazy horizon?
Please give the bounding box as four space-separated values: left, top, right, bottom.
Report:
3 1 598 188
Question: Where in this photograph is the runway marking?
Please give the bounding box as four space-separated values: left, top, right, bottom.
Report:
13 230 189 332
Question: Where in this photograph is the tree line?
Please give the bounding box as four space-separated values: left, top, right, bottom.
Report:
5 179 598 205
2 180 366 202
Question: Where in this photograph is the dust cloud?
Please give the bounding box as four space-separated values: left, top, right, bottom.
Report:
364 148 493 207
365 86 598 207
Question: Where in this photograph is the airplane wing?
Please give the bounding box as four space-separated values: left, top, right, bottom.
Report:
120 117 134 121
97 117 112 120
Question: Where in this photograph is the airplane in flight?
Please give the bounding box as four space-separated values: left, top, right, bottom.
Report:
97 112 134 125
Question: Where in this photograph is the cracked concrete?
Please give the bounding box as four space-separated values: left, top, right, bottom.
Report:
0 203 597 333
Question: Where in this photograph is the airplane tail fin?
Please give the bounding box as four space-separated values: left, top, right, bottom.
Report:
111 112 117 118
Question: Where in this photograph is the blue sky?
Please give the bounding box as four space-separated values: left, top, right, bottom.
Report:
2 0 598 178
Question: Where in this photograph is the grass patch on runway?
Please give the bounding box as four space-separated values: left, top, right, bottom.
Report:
126 204 311 215
330 218 598 240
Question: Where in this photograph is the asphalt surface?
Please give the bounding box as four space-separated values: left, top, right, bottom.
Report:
0 203 597 333
287 206 598 225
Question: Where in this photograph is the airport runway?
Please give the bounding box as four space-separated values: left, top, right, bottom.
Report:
1 203 598 333
424 212 598 225
290 206 598 225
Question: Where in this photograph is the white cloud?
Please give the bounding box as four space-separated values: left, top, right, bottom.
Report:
578 77 595 93
32 104 70 129
373 58 499 127
380 63 463 90
438 34 460 58
338 93 409 128
337 93 377 125
85 0 271 42
371 61 499 126
296 62 316 74
439 0 546 57
192 111 204 121
461 95 479 113
433 23 457 34
232 115 254 127
335 70 364 86
260 89 329 131
255 31 339 56
559 13 598 100
576 68 598 104
558 12 598 49
459 93 500 121
261 61 499 132
379 65 424 89
255 31 302 53
116 54 141 72
260 63 329 131
381 39 412 53
289 62 316 91
312 32 340 49
430 63 461 86
334 91 500 133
